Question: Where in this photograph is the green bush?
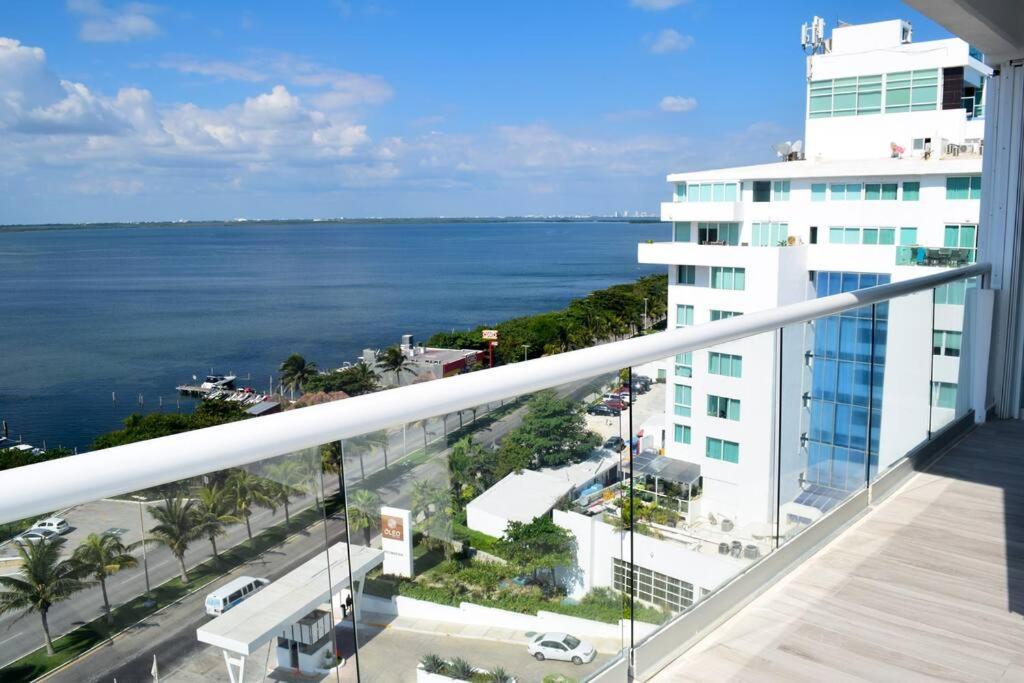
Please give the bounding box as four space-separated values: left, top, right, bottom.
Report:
447 657 476 681
420 654 446 674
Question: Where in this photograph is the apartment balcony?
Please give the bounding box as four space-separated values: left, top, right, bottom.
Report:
650 418 1024 682
0 263 999 683
661 201 742 224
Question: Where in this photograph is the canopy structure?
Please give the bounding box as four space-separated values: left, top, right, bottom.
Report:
196 543 383 682
626 451 701 486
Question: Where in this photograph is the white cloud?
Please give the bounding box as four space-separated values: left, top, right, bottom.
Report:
159 57 266 82
68 1 161 43
159 52 393 109
0 36 382 193
659 95 697 112
630 0 689 11
648 29 693 54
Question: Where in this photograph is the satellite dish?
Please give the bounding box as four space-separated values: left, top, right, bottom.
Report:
791 140 803 154
774 141 792 158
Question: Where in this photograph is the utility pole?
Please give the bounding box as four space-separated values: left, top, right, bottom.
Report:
521 344 530 362
643 297 649 331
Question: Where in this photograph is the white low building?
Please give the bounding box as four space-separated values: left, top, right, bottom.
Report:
466 469 573 539
466 450 620 539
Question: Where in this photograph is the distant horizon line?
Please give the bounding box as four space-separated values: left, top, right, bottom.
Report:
0 215 662 231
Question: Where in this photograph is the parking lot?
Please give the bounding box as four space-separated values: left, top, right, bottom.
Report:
0 497 151 563
584 380 666 443
162 616 612 683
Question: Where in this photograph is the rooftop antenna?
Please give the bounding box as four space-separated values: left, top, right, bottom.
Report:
800 16 826 55
774 140 804 162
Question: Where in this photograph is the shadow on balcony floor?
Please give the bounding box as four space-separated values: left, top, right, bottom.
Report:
652 418 1024 682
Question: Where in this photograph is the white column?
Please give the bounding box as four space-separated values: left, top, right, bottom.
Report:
222 650 246 683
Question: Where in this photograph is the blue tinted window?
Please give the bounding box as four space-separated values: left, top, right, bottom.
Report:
806 271 889 494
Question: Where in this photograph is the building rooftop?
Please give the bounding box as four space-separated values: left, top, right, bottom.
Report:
538 449 619 490
666 155 983 184
196 542 382 656
466 468 574 525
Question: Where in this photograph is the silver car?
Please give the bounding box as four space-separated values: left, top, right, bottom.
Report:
14 528 59 545
527 632 596 665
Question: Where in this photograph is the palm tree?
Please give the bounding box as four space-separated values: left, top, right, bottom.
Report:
410 480 442 522
342 362 381 395
279 353 318 394
143 494 204 583
419 485 453 557
227 469 277 548
321 441 345 495
412 418 432 451
0 537 87 655
347 489 381 546
265 459 306 526
369 430 391 469
72 532 137 624
376 347 417 386
193 483 241 562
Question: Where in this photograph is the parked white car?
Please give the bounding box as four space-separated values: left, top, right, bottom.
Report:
14 528 59 545
31 517 70 535
527 632 596 665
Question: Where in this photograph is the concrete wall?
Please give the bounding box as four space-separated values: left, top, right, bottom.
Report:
363 593 658 643
554 509 741 605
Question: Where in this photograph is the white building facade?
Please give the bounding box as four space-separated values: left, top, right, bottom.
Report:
639 18 988 529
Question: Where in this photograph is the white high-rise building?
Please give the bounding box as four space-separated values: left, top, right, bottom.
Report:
639 18 990 528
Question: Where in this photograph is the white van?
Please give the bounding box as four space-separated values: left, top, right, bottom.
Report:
204 576 270 616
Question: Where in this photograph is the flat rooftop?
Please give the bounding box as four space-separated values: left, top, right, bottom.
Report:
467 468 574 522
196 543 382 656
539 449 619 489
652 419 1024 681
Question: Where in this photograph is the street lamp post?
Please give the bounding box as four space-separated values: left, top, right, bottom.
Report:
521 344 530 362
131 495 154 606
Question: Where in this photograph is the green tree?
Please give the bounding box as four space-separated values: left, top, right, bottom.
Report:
72 532 137 624
141 494 203 584
306 362 381 396
91 403 244 450
265 460 307 526
410 480 452 553
376 346 418 386
447 437 499 505
320 441 345 495
0 537 88 655
495 516 576 588
347 489 381 546
279 353 318 394
193 483 241 561
502 390 601 468
612 498 653 535
227 469 277 547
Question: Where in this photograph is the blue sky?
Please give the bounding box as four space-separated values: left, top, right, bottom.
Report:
0 1 953 223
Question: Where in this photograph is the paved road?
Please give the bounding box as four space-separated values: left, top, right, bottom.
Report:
37 375 613 681
0 399 516 666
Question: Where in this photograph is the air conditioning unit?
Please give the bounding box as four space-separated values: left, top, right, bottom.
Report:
947 144 960 156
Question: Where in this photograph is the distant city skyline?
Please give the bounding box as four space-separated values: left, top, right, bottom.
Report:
0 1 954 224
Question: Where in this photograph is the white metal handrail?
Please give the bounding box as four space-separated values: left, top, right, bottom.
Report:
0 263 990 523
